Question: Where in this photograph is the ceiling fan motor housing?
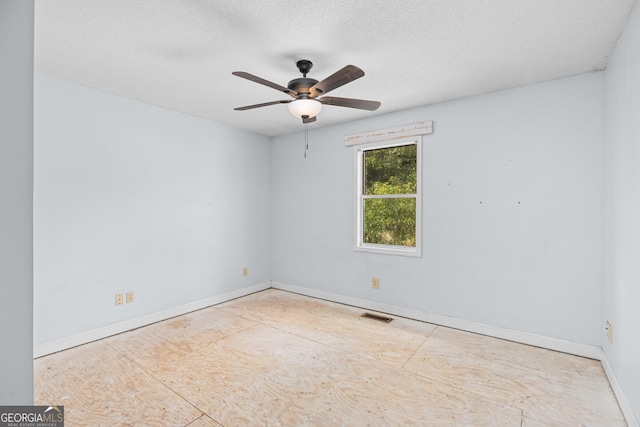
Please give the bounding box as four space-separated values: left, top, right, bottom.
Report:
288 77 319 98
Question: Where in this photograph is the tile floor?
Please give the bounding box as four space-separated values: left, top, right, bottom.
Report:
34 289 626 426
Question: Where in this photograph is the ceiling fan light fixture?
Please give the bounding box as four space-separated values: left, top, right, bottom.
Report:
287 99 322 119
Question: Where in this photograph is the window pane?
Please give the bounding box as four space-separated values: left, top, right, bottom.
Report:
364 144 417 195
364 197 416 247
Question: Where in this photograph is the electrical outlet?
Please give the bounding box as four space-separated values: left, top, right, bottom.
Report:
242 267 248 277
605 321 613 344
371 277 379 289
126 291 134 304
115 293 123 306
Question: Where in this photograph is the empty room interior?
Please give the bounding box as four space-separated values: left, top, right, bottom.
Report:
2 0 640 425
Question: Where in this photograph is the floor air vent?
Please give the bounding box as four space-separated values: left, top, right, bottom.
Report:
361 312 393 323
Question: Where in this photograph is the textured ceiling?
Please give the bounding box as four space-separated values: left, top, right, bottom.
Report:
34 0 637 137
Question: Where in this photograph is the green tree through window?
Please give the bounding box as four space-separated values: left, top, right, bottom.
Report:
362 143 417 247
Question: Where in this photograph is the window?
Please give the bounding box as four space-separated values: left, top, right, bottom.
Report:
355 139 421 256
347 121 431 256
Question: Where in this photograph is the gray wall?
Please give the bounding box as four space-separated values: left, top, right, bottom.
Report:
0 0 34 404
34 75 271 345
604 1 640 420
272 72 605 346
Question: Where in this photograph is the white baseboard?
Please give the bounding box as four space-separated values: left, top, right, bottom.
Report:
600 349 639 427
271 281 601 359
33 282 271 358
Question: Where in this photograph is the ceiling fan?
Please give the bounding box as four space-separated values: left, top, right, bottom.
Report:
232 60 381 124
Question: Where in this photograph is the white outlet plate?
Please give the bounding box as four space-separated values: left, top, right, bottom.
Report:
605 321 613 344
371 277 379 289
115 293 123 306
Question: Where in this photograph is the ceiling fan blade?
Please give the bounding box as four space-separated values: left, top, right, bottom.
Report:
319 96 381 111
232 71 297 97
302 116 317 124
234 100 291 111
310 65 364 97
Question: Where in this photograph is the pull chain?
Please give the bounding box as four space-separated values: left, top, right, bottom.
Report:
304 125 309 158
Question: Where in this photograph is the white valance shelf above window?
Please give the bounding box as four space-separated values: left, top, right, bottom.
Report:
344 121 433 146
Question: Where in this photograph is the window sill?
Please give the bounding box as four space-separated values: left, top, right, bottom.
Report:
354 244 421 258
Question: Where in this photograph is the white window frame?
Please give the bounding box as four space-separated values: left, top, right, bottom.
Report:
353 138 422 257
347 121 432 257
